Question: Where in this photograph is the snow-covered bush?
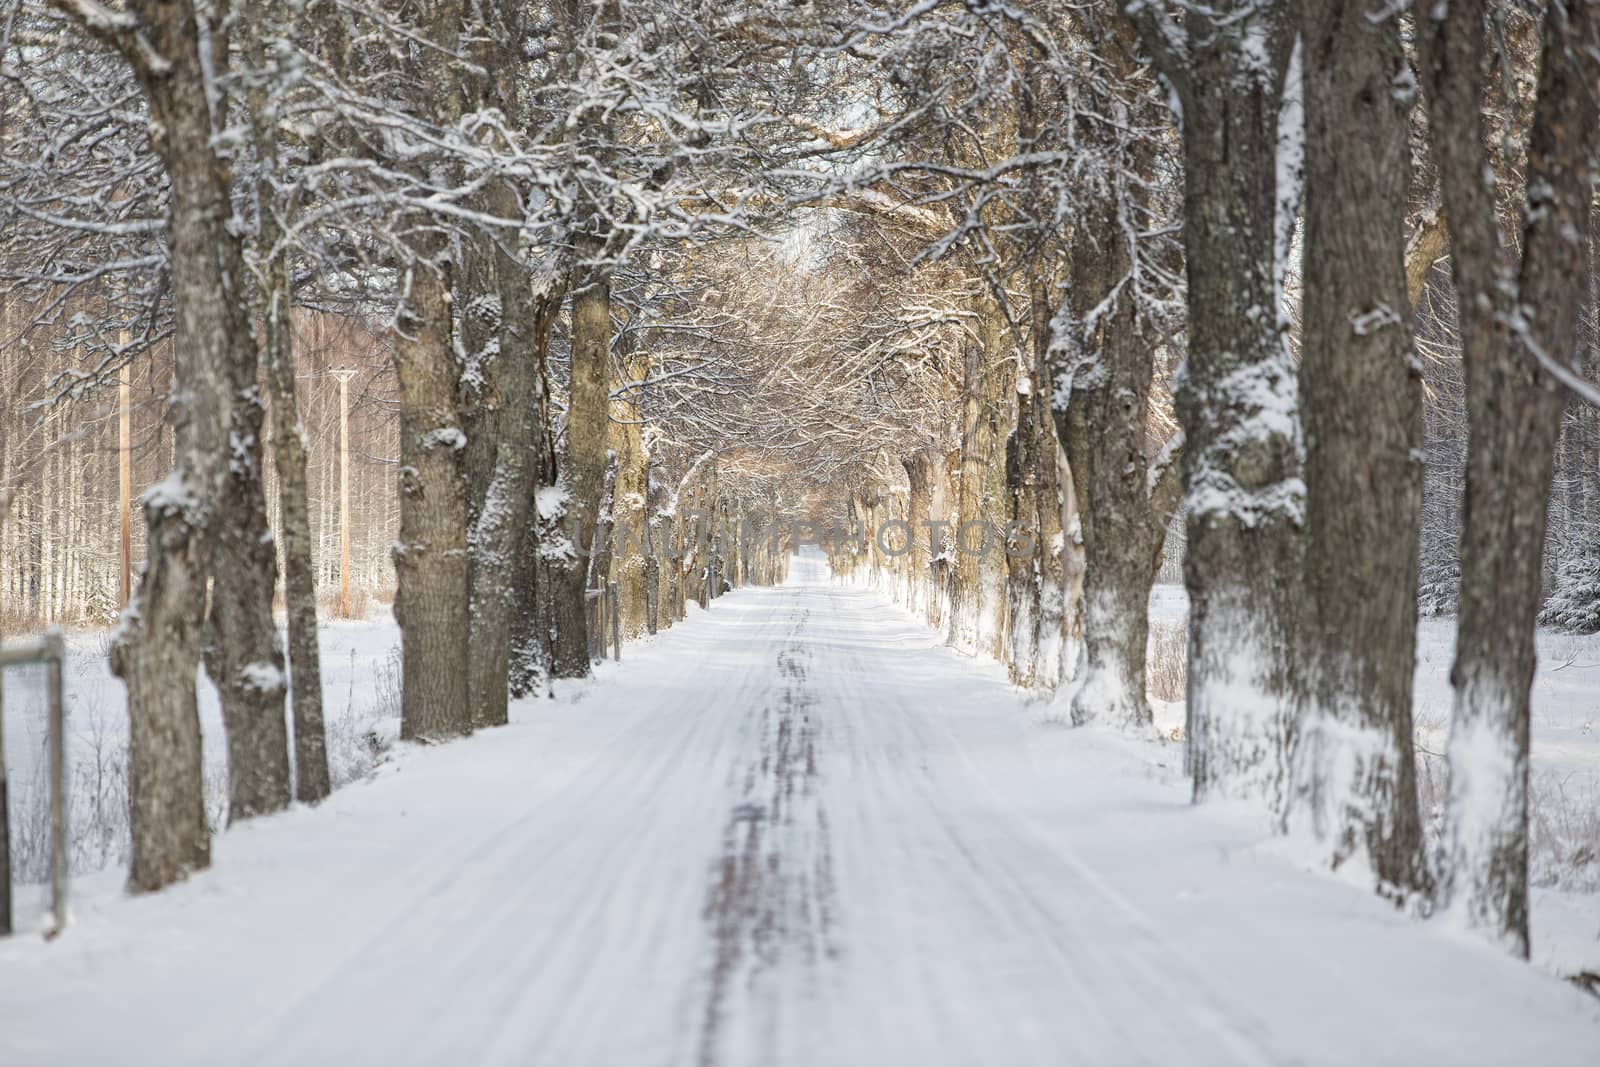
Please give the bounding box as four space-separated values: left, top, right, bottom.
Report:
1418 556 1460 618
1539 554 1600 634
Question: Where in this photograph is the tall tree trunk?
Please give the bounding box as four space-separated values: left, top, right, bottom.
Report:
902 451 933 622
262 301 328 803
470 240 553 722
64 0 235 889
201 0 297 821
948 296 1015 660
1058 218 1156 728
947 337 986 654
976 302 1016 662
458 229 507 723
551 243 612 676
509 289 562 698
1419 0 1600 956
1284 0 1428 896
1005 389 1041 687
391 0 472 742
393 250 473 741
1131 2 1300 806
244 2 329 800
205 341 293 821
610 338 651 639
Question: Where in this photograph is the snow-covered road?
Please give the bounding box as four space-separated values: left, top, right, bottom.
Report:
2 552 1597 1066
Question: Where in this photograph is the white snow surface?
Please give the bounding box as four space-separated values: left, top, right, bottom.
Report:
1 560 1597 1066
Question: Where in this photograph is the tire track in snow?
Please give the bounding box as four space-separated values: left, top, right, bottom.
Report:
697 604 840 1067
809 582 1284 1066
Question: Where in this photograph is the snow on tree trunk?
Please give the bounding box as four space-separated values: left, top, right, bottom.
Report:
1418 0 1600 957
466 215 550 724
945 296 1015 662
67 0 234 889
1283 0 1428 896
1056 195 1158 724
1005 387 1041 688
205 369 293 822
458 229 508 724
509 291 562 699
1131 1 1301 805
244 0 328 806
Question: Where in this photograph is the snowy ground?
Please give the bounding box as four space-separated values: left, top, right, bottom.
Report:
1149 583 1600 978
1 613 402 881
0 559 1597 1065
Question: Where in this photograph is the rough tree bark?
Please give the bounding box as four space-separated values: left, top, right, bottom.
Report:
391 0 472 742
1005 381 1042 688
57 0 230 889
976 302 1017 662
508 289 562 698
246 0 328 806
469 237 553 722
1131 1 1301 806
1283 0 1428 897
902 451 934 623
1053 9 1174 730
610 335 652 640
202 2 292 823
947 337 987 654
1418 0 1600 956
945 296 1013 661
393 243 473 741
551 240 613 676
457 222 507 724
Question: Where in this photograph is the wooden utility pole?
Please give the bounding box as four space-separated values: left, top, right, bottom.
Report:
333 367 356 618
118 340 132 610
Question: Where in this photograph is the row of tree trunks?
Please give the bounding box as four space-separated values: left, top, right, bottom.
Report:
838 288 1078 691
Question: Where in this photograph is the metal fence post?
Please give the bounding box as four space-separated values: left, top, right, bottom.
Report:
0 635 9 938
0 628 69 938
46 628 67 937
608 581 621 662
